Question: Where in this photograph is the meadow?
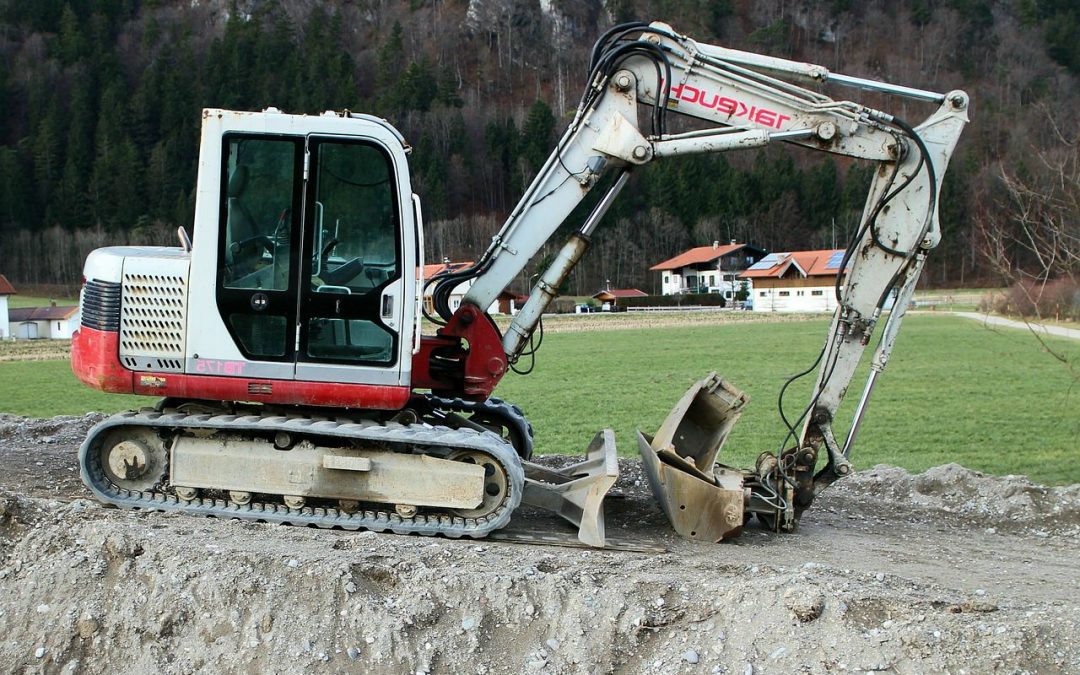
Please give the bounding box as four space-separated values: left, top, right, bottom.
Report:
0 313 1076 484
497 313 1080 485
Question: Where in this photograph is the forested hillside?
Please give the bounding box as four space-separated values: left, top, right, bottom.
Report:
0 0 1077 295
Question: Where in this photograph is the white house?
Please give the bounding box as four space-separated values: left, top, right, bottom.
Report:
738 249 848 313
650 242 766 301
0 275 13 339
8 304 81 339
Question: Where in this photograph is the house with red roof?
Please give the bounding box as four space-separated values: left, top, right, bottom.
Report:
0 274 15 339
737 249 849 312
649 241 767 301
590 288 647 311
421 261 521 315
8 302 82 339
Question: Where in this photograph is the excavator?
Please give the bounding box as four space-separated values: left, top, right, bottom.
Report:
71 22 969 547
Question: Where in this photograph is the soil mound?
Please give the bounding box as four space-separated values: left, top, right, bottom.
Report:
0 415 1077 673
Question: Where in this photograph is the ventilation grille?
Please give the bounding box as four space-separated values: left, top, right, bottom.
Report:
81 280 122 332
120 273 188 372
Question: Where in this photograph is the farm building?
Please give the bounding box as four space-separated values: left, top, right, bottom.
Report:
0 275 14 339
738 249 849 313
649 242 766 300
7 303 81 339
590 288 647 311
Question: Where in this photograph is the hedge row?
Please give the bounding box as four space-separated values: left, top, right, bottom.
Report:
619 293 727 309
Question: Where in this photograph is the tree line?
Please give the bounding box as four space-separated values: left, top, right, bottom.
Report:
0 0 1076 296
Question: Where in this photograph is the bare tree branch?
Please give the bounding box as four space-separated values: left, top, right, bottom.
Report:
974 109 1079 379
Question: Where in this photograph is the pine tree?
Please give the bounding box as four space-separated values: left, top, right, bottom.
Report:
399 59 438 112
436 66 463 108
0 147 31 230
32 105 65 216
57 3 86 65
376 22 406 113
0 63 8 144
520 100 555 178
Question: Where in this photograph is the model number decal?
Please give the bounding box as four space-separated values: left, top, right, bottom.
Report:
669 83 792 129
195 359 246 376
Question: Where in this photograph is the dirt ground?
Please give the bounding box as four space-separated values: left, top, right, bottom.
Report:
1 413 1078 674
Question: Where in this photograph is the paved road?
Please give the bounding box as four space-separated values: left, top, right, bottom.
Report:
954 311 1080 340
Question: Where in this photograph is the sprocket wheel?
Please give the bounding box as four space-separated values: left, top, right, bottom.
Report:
97 428 168 493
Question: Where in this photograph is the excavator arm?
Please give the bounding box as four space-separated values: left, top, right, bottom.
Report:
416 21 969 530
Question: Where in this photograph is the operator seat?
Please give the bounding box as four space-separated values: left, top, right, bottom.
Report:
225 166 260 278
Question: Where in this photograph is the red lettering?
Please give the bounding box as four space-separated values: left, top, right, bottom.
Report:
669 82 791 130
716 97 737 115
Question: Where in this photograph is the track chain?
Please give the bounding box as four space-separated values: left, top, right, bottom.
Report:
419 394 535 460
79 409 524 538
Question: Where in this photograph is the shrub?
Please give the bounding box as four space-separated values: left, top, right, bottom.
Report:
980 278 1079 321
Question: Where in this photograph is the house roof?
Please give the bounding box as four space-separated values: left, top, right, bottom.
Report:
496 290 529 302
592 288 648 299
0 275 15 295
9 305 80 321
737 249 848 280
650 244 749 271
423 261 475 278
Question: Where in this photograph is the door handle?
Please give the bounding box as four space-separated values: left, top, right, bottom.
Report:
381 294 394 318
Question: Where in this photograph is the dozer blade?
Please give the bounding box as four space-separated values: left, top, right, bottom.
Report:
638 373 750 542
520 429 619 548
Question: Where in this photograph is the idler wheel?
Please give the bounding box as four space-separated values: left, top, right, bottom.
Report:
448 450 508 519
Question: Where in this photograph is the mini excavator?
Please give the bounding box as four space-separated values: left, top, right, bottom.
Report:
72 22 969 546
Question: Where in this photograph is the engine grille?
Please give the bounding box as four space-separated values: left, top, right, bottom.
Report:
81 280 122 332
119 273 188 372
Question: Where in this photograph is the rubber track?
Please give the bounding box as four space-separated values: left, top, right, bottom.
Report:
79 410 524 538
421 394 535 460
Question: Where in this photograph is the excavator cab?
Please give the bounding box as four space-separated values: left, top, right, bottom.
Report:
74 110 422 411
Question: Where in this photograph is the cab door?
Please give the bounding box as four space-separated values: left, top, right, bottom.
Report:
294 137 405 386
216 135 303 378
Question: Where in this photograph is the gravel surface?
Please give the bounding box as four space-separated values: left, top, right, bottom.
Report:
1 413 1078 674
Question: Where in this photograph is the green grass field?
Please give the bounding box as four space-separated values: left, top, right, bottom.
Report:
496 314 1079 485
0 360 152 415
7 294 79 309
0 314 1076 484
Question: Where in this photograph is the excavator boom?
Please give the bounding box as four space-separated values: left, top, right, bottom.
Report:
425 21 969 533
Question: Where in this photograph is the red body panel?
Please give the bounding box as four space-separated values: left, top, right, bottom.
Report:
71 326 133 393
71 326 411 410
410 303 507 400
